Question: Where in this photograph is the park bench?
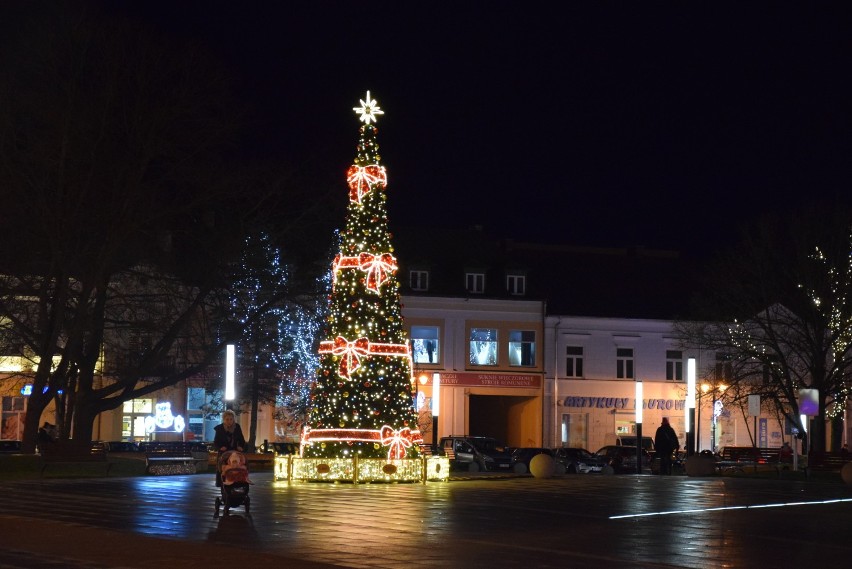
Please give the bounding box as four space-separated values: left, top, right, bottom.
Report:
804 451 852 473
242 452 275 469
40 441 110 477
715 446 781 474
142 442 209 475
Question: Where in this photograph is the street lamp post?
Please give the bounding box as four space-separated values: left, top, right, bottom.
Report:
635 379 643 474
686 358 696 456
431 373 441 449
225 344 235 402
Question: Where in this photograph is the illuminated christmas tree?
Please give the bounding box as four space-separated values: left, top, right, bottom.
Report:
301 92 420 461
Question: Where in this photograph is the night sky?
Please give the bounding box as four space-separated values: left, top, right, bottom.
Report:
80 2 852 255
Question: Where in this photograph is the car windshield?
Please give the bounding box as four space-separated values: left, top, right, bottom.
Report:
471 439 505 453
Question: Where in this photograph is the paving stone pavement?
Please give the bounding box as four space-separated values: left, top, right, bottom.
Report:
0 472 851 568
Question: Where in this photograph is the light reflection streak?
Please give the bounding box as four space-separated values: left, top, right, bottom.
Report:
609 497 852 519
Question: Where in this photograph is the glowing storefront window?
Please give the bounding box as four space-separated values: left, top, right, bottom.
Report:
122 398 154 440
411 326 440 364
469 328 498 366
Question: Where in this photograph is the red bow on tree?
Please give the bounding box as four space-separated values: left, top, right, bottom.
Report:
358 252 397 293
347 164 387 204
380 425 414 460
330 336 370 378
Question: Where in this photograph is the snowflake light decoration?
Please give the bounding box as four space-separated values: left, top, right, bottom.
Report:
353 90 384 124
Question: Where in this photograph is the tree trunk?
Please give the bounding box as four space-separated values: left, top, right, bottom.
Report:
831 415 844 452
71 397 97 445
247 362 260 452
20 390 49 454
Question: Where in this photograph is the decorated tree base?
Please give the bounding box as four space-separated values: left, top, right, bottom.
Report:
274 455 449 483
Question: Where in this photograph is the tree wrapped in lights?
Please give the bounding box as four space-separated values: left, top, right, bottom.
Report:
301 92 420 461
223 231 328 448
675 208 852 453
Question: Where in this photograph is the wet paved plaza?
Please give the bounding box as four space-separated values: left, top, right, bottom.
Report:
0 471 851 568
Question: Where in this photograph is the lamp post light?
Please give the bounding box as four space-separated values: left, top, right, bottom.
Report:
431 373 441 449
635 379 643 474
686 358 696 456
225 344 235 402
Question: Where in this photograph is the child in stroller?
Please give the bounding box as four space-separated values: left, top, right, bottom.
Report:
215 450 251 516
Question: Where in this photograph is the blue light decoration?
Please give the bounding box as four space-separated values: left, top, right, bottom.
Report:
144 402 186 433
20 384 32 396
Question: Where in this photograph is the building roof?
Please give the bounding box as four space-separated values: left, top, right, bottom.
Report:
393 225 702 320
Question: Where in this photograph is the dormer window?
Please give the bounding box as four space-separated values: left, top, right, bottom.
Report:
410 270 429 291
465 272 485 294
507 274 526 296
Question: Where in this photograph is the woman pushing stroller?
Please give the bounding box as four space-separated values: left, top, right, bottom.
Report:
214 409 246 487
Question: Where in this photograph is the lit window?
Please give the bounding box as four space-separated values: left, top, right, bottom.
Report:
465 272 485 294
509 330 535 366
1 396 25 440
410 270 429 291
566 346 584 378
507 274 526 296
411 326 440 364
469 328 498 366
121 398 154 440
666 350 683 381
616 348 634 379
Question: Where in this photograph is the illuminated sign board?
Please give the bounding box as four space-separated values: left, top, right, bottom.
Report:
144 402 186 433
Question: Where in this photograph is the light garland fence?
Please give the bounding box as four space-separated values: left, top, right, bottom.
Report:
274 455 450 483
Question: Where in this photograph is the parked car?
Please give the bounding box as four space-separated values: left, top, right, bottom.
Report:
615 435 655 453
552 447 604 474
595 445 652 474
510 447 553 473
0 440 21 453
440 435 513 472
650 449 687 474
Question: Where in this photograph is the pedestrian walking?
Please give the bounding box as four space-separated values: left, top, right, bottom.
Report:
779 441 793 463
654 417 679 475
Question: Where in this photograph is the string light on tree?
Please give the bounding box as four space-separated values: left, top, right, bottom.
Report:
301 91 421 463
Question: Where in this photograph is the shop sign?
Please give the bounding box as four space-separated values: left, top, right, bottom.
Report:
439 372 541 388
562 396 685 411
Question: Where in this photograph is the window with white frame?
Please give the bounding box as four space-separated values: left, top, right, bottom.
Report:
506 274 526 296
410 325 440 364
508 330 536 366
616 348 634 379
469 328 498 366
565 346 584 377
666 350 683 381
410 270 429 291
465 272 485 294
121 398 154 441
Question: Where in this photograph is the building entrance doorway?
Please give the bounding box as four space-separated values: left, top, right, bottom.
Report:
469 394 540 448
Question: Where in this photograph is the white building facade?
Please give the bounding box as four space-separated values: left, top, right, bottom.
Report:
543 315 790 453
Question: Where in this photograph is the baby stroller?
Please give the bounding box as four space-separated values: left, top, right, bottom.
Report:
214 450 251 517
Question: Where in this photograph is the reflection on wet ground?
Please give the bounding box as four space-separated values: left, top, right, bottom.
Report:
1 472 851 568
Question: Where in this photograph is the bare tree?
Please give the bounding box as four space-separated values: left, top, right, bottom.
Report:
676 205 852 453
0 3 333 452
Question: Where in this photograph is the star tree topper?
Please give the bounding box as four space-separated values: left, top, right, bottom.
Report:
353 90 384 124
